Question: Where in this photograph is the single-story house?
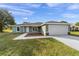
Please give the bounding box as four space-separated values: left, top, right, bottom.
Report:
70 24 79 31
12 21 70 36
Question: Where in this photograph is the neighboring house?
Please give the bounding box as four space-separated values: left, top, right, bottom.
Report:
12 21 70 36
70 24 79 31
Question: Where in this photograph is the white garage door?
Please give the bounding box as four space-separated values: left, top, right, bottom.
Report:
48 24 69 35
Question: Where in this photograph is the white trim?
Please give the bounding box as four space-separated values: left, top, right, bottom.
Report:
46 23 69 25
11 23 70 27
42 25 46 36
20 25 41 26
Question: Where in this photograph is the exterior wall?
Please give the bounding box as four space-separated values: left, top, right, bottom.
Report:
18 26 29 32
23 27 26 32
48 24 69 35
12 26 16 32
12 25 21 32
20 26 23 32
12 26 30 33
29 27 41 33
12 24 69 36
27 27 29 32
29 27 32 32
42 25 46 36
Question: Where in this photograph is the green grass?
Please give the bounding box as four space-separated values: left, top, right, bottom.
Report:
0 33 79 56
70 31 79 36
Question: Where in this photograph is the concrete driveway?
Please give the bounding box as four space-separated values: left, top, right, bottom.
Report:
52 35 79 51
53 35 79 41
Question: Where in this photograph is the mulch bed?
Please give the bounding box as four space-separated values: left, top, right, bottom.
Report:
25 33 44 37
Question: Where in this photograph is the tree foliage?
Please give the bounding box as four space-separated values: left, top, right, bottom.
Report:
60 21 68 23
0 8 16 32
75 22 79 26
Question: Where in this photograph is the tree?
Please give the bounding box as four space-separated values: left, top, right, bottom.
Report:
60 21 68 23
0 9 16 32
75 22 79 26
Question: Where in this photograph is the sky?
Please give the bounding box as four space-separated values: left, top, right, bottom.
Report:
0 3 79 24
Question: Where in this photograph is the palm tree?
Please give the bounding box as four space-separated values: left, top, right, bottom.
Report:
0 8 16 32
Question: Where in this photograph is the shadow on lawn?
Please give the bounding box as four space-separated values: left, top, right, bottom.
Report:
17 38 61 56
0 33 79 56
16 39 47 56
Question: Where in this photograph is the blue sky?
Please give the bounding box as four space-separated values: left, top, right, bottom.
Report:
0 3 79 24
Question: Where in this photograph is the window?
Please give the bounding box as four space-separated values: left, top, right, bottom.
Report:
33 27 38 31
17 27 20 31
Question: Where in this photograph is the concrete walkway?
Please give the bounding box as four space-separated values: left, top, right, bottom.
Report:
13 33 52 40
14 33 28 40
52 35 79 51
14 33 79 51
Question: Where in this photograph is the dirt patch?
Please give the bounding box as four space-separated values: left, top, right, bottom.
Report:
25 33 44 37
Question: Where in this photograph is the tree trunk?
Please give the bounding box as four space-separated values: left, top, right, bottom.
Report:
0 22 3 32
0 27 3 32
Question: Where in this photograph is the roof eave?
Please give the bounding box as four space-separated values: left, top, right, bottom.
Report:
11 24 42 26
41 23 70 26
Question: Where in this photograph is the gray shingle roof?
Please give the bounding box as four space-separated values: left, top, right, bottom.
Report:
15 21 68 26
20 22 43 26
46 21 67 23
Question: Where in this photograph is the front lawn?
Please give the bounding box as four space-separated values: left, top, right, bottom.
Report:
69 31 79 36
0 33 79 56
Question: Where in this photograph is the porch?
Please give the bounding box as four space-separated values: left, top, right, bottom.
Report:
15 25 47 36
20 26 42 33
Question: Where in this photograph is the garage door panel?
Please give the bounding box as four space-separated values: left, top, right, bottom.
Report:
48 25 68 35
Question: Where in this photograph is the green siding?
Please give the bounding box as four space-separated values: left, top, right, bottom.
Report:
12 26 16 32
20 27 23 32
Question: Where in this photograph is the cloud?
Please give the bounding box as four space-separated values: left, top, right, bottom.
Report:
17 17 28 24
25 3 41 8
61 13 79 23
62 13 79 19
23 17 28 20
46 3 60 7
10 11 33 17
67 4 79 10
22 17 28 23
12 9 34 16
0 4 34 16
0 4 11 8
